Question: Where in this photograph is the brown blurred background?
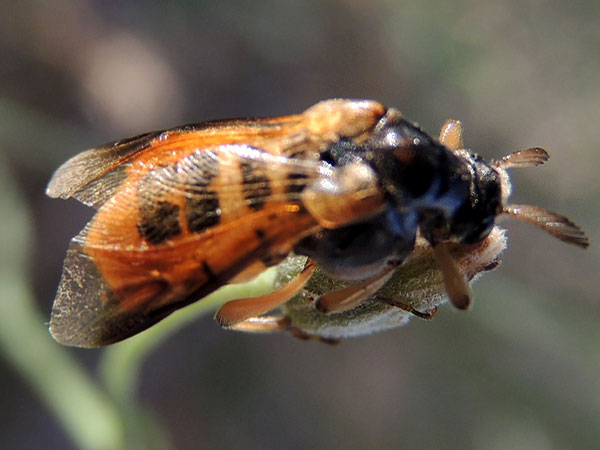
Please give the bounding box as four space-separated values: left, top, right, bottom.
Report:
1 1 599 449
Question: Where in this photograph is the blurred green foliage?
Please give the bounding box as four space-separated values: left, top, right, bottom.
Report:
1 1 598 449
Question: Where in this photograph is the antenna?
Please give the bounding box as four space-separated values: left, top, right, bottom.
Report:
503 204 589 248
493 147 549 169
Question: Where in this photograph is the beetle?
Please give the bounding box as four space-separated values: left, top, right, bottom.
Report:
47 99 588 347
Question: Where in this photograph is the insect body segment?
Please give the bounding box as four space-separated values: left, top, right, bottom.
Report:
47 99 588 347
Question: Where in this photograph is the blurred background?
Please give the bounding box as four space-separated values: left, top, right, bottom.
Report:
1 1 599 449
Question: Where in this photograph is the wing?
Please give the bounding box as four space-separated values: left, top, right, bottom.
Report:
48 99 387 347
46 114 307 209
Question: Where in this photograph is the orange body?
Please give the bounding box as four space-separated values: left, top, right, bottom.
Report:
48 100 386 346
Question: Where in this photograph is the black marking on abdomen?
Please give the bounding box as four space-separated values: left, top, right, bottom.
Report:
171 151 222 233
186 190 221 233
137 169 183 244
240 160 272 211
137 200 181 245
285 172 309 196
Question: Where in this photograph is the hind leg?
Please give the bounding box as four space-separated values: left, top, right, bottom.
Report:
215 260 316 327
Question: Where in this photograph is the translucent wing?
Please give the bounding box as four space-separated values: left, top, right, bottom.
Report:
47 131 161 208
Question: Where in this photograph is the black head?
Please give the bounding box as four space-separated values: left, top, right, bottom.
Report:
448 150 502 244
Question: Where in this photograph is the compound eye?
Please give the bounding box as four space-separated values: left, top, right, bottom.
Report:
461 217 494 244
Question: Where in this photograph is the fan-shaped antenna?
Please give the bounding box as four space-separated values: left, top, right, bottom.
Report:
503 204 589 248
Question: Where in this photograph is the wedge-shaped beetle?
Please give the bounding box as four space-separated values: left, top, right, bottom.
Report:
47 99 588 347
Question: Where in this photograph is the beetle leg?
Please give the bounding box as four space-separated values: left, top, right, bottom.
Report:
432 243 473 310
439 119 464 151
372 296 437 320
215 260 316 327
316 266 396 313
228 315 340 344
